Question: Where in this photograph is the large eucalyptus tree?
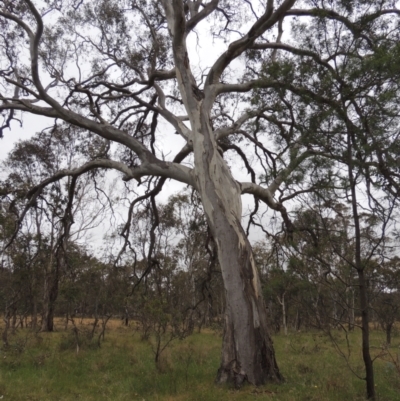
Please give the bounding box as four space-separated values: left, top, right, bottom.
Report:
1 0 399 387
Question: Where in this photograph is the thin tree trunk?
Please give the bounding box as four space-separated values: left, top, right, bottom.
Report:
347 131 375 400
41 252 54 332
11 307 17 334
348 287 355 331
331 294 337 327
277 293 287 336
357 268 375 399
31 297 38 329
65 310 69 331
386 323 392 345
295 309 301 331
2 312 10 347
41 264 59 332
124 305 129 327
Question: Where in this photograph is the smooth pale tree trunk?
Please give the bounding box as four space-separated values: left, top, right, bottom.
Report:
192 113 282 386
11 308 17 334
277 293 288 336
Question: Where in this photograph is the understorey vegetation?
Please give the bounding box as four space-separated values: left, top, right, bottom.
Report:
0 319 399 401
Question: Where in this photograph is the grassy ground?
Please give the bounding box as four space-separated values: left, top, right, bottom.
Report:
0 319 399 400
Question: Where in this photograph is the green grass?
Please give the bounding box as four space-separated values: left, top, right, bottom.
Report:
0 321 399 400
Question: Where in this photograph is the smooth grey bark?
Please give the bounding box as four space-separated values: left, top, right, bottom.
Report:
277 293 288 336
190 111 282 385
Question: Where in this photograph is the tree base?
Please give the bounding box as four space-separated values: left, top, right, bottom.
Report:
216 316 284 388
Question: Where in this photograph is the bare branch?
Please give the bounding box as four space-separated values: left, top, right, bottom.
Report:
204 0 296 94
186 0 219 32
